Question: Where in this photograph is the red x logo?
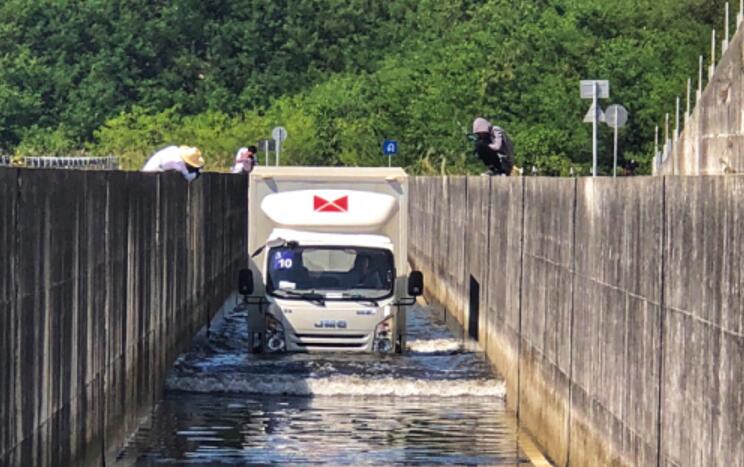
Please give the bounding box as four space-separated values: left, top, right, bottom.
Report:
314 195 348 212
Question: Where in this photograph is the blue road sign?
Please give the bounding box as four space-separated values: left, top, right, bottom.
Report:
382 140 398 156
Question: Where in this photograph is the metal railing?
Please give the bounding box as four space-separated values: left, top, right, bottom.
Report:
0 156 119 170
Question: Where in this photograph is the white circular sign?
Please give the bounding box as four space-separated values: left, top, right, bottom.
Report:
605 105 628 129
272 126 288 143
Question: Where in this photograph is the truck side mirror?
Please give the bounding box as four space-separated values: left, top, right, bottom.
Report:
238 269 254 295
408 271 424 297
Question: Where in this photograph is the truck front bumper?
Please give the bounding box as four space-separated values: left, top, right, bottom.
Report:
285 330 375 352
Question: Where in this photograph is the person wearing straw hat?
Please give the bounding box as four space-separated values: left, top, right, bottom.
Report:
141 145 205 182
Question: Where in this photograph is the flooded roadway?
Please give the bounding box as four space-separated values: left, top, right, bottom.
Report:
118 302 536 465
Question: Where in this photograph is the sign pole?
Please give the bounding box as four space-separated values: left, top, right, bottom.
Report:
613 123 618 177
581 80 609 176
271 126 288 167
604 104 628 177
593 81 598 177
276 128 280 166
382 140 398 167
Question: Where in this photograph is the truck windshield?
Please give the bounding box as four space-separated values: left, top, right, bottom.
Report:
266 246 395 300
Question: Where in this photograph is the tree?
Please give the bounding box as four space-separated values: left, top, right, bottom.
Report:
0 0 724 175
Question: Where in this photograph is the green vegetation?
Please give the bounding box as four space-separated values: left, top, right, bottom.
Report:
0 0 728 174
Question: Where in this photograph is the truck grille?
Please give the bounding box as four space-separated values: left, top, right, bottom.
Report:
291 332 371 351
295 342 366 349
295 333 367 339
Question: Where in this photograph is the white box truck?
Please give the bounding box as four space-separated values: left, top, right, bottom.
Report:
238 166 423 354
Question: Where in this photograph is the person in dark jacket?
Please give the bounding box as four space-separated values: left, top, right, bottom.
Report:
472 117 514 176
623 159 639 176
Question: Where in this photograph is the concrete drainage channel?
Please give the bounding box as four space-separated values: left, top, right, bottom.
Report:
427 297 553 467
115 298 548 465
7 169 742 465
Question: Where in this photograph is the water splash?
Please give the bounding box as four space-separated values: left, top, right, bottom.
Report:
406 338 462 354
164 304 502 399
121 303 526 466
167 374 505 398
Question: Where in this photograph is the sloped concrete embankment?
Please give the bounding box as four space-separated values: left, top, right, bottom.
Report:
656 20 744 175
409 176 743 466
0 169 247 467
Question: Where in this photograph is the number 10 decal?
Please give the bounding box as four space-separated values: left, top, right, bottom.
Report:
274 250 295 270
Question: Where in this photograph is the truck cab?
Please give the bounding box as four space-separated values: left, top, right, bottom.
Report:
239 167 423 354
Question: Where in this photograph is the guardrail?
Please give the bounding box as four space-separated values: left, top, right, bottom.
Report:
0 156 119 170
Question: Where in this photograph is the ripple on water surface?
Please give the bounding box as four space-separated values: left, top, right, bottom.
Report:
120 304 531 465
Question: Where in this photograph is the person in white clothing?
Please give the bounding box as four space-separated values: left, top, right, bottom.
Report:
231 146 257 174
141 145 205 182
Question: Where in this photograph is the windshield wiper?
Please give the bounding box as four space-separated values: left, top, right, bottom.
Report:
276 289 326 305
342 293 380 306
250 238 299 258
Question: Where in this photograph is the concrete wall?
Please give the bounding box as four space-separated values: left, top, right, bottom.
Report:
656 24 744 175
519 178 575 466
662 177 744 465
483 177 523 416
409 175 744 466
409 177 469 329
0 168 248 467
570 178 663 466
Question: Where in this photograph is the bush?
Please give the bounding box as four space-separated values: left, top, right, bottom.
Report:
89 106 269 170
14 125 79 157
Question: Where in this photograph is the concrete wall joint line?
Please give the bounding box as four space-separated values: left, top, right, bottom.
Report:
523 252 572 270
484 176 492 353
516 177 526 419
100 171 110 465
566 177 578 467
701 133 744 139
462 176 469 337
9 170 21 461
655 176 667 467
524 348 571 372
662 304 742 337
570 273 661 306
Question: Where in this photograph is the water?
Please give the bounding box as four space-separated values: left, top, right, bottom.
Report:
118 302 534 465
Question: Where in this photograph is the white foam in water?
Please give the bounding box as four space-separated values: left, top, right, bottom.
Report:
166 374 505 398
406 338 462 354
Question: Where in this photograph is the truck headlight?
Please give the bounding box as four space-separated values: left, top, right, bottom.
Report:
373 316 394 353
265 314 286 352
